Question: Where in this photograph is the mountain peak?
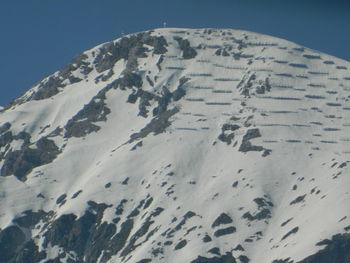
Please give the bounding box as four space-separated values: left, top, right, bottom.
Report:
0 28 350 263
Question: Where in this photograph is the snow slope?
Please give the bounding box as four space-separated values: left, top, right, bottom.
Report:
0 28 350 263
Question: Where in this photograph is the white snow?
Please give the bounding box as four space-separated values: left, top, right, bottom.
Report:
0 28 349 263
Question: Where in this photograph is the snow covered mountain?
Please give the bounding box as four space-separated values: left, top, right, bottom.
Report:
0 28 350 263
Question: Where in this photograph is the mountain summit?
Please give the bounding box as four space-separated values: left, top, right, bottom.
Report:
0 28 350 263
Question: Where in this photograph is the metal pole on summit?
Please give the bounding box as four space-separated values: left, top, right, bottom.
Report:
163 22 167 28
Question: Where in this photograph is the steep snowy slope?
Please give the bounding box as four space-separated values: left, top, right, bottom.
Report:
0 28 350 263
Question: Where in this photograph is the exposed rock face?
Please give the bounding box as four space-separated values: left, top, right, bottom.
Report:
212 213 234 228
273 234 350 263
191 252 237 263
1 136 60 181
298 234 350 263
0 28 350 263
0 225 27 262
14 53 92 105
174 36 197 59
65 87 112 138
94 32 168 73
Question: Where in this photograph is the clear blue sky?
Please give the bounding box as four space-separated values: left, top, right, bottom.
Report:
1 0 349 106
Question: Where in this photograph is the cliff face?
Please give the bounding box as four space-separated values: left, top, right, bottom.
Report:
0 28 350 263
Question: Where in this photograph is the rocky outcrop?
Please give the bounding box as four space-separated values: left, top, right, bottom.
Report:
1 136 60 181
